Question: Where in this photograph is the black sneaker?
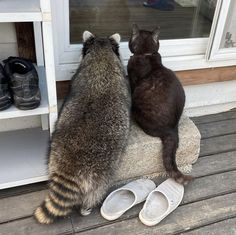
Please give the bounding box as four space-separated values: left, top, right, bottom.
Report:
0 64 12 111
3 57 41 110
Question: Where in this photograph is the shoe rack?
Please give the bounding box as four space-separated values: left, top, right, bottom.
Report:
0 0 58 189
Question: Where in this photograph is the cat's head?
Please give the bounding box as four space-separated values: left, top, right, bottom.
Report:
82 31 121 58
129 24 160 55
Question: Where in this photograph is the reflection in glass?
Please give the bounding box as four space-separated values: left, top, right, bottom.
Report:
220 1 236 48
69 0 216 44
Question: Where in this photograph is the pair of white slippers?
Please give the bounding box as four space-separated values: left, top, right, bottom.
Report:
100 178 184 226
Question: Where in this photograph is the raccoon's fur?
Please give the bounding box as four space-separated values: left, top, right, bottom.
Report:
34 31 131 224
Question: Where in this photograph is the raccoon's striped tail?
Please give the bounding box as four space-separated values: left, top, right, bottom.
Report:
34 173 80 224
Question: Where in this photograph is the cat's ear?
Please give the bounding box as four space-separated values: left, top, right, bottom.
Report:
152 26 160 43
83 31 94 42
131 24 139 41
110 33 121 44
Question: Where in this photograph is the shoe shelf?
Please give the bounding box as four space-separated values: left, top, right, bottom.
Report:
0 0 57 189
0 67 49 120
0 0 42 22
0 128 49 189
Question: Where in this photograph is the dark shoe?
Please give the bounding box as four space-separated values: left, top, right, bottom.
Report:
143 0 175 11
3 57 41 110
0 64 12 111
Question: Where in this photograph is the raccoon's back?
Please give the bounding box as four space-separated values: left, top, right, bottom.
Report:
50 65 130 174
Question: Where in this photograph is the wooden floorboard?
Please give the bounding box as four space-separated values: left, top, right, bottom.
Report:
1 111 236 234
200 133 236 157
192 151 236 178
0 169 235 234
0 216 73 235
70 171 236 233
191 110 236 124
180 217 236 235
0 190 46 224
1 163 235 225
196 118 236 139
182 170 236 204
74 193 236 235
0 182 47 199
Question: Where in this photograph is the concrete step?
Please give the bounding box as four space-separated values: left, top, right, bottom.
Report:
114 115 201 183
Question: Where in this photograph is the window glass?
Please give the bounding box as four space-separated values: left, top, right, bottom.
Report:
220 0 236 48
69 0 217 43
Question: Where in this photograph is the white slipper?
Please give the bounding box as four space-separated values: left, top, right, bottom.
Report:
100 179 156 221
139 178 184 226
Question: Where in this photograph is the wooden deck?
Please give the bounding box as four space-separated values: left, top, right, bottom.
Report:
1 110 236 234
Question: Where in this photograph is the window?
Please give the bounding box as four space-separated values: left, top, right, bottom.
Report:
51 0 236 81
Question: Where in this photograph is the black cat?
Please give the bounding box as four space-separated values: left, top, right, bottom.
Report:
128 24 192 185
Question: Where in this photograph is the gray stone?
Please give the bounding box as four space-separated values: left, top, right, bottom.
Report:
114 115 201 182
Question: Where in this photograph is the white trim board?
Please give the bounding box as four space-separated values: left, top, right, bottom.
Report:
55 54 236 81
0 0 42 22
184 80 236 108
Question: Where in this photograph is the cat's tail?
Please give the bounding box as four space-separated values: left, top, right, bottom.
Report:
34 173 79 224
161 130 193 185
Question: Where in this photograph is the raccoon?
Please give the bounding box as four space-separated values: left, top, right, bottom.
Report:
34 31 131 224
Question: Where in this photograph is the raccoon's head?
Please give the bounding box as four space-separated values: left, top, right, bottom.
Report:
129 24 160 55
82 31 121 58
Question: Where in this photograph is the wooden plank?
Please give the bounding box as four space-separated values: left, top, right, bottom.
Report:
200 133 236 157
183 170 236 204
181 217 236 235
176 66 236 86
0 217 73 235
197 118 236 139
1 173 235 234
71 171 236 233
74 193 236 235
56 81 70 100
192 110 236 124
1 154 235 224
192 151 236 178
0 190 46 223
0 182 47 199
15 22 36 62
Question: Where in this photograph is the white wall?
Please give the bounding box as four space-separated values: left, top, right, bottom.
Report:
0 23 18 62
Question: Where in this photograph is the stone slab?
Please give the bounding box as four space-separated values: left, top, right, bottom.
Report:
114 115 201 182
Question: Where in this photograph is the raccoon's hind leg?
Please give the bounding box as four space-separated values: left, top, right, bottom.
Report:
80 180 109 216
34 173 80 224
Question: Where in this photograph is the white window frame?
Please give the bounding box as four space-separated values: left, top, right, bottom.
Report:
207 0 236 61
51 0 236 81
